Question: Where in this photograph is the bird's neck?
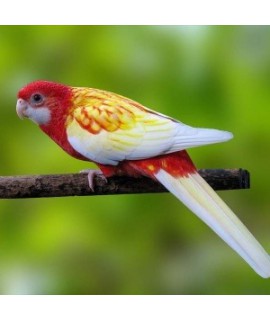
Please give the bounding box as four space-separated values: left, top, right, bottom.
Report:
39 97 87 161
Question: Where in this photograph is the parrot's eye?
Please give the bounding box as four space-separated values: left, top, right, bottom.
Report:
31 93 43 105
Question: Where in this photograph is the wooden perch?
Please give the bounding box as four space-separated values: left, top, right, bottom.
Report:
0 169 250 199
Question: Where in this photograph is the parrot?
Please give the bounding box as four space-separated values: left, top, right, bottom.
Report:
16 80 270 278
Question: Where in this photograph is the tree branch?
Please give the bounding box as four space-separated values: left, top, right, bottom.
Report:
0 169 250 199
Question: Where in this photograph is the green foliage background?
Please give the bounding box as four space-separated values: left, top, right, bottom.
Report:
0 26 270 294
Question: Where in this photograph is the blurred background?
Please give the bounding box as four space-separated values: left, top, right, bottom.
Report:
0 25 270 294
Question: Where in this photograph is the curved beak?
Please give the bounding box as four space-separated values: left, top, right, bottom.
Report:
16 98 28 119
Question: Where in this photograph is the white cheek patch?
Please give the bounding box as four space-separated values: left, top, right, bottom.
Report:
25 106 51 125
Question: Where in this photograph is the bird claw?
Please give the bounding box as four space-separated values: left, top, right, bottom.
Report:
80 169 107 191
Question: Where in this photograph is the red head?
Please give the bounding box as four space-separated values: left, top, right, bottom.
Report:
16 80 86 160
16 80 72 126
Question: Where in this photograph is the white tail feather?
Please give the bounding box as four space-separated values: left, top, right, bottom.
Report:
155 169 270 278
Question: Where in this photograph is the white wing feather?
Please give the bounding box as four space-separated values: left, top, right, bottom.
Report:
67 110 233 165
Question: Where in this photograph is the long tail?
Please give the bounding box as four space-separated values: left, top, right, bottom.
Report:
155 169 270 278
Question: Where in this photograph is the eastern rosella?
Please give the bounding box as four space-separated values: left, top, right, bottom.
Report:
16 80 270 277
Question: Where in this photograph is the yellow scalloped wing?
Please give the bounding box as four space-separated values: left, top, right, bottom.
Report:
66 87 147 134
65 87 232 165
65 87 179 165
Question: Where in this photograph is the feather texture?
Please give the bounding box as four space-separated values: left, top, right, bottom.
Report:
155 169 270 278
66 87 232 165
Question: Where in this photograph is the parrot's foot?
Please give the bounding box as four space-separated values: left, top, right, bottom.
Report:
80 169 108 191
